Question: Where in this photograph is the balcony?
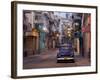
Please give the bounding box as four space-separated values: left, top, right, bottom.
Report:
24 28 39 37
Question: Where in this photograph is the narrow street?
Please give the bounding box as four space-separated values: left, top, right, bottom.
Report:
23 11 91 69
23 48 90 69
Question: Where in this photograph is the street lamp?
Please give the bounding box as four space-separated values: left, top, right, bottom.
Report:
55 32 60 48
43 26 48 32
75 22 79 26
56 33 60 37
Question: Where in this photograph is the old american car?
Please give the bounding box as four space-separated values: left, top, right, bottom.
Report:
57 43 75 63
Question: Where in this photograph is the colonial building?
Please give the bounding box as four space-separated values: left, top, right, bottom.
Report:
82 13 91 58
23 11 39 57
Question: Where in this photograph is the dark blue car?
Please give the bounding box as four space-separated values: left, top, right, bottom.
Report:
57 42 75 63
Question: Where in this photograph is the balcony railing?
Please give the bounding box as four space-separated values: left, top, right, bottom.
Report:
24 29 39 37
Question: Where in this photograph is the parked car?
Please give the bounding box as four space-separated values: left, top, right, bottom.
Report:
57 43 75 63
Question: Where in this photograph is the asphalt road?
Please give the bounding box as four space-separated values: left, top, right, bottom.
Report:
23 48 90 69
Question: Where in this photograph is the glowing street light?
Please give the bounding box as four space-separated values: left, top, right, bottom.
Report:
43 26 48 32
56 33 59 37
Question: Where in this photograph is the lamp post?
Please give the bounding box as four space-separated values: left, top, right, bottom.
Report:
55 32 60 48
